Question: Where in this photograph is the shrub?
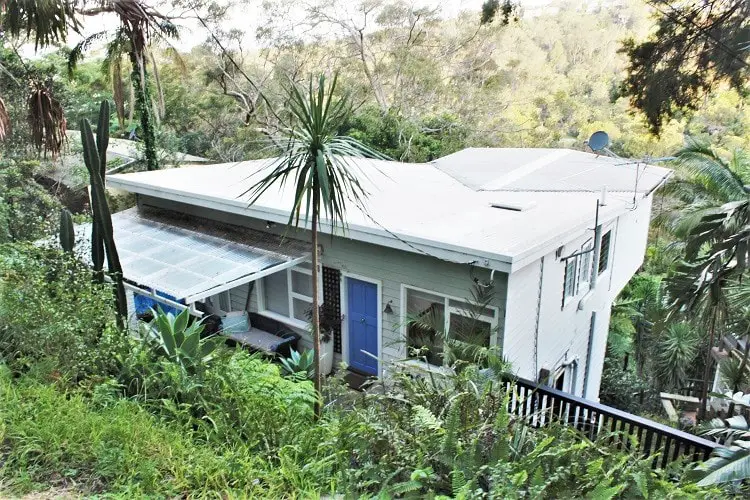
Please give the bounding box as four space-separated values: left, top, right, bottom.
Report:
0 366 282 496
0 159 61 243
599 358 662 416
0 244 125 381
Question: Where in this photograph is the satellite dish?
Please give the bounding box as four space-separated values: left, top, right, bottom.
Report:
588 131 610 152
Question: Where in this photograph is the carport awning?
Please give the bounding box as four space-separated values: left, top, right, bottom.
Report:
76 207 310 303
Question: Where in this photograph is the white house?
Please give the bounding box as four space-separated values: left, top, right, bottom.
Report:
102 147 670 401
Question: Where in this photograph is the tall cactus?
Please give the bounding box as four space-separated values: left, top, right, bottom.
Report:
82 101 127 328
90 102 108 280
59 208 74 253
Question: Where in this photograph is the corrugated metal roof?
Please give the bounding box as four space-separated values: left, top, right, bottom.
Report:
75 207 309 302
106 148 671 270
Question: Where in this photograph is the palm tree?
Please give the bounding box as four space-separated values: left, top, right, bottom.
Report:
664 141 750 419
657 141 750 238
0 1 77 157
246 74 384 411
68 1 179 171
655 321 701 390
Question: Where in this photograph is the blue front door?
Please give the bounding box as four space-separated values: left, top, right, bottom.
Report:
347 277 378 375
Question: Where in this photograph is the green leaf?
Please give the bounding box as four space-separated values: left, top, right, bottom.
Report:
587 481 623 500
697 449 750 486
173 308 189 341
181 328 199 359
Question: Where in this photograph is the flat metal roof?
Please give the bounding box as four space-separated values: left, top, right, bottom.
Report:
106 148 671 272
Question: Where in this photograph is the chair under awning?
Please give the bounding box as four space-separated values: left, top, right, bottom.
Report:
76 207 310 305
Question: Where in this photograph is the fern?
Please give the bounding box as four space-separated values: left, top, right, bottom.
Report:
490 391 511 462
412 404 442 432
441 395 462 460
451 469 467 497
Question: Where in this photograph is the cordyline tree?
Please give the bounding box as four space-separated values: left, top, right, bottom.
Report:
246 74 385 414
620 0 750 135
0 0 179 168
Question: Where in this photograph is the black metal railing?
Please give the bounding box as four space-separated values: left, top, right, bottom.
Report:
503 376 721 469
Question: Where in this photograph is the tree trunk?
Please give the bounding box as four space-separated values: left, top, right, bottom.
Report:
311 187 322 417
699 314 718 420
149 51 165 121
128 78 135 125
129 47 159 171
112 58 126 130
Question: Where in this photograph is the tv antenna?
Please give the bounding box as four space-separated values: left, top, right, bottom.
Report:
585 130 674 208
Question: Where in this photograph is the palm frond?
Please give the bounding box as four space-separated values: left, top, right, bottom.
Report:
244 73 387 231
68 30 111 76
27 81 66 158
1 0 80 50
695 414 750 485
673 140 749 203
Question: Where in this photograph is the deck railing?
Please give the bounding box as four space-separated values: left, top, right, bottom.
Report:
502 375 721 468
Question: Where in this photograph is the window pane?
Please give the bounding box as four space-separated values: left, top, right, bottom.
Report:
291 269 313 297
263 271 289 316
218 291 231 312
449 313 491 347
598 231 611 274
579 245 592 288
448 298 495 318
292 297 311 322
406 288 446 365
564 258 577 298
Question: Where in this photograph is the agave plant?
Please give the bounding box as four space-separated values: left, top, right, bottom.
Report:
145 307 224 376
279 349 315 381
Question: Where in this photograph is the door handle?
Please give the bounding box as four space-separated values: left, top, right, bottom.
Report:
360 317 366 324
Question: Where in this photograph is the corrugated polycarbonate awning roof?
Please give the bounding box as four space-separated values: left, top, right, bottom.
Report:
78 207 310 303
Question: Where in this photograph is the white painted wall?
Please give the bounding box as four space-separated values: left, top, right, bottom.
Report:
131 192 653 399
502 195 654 400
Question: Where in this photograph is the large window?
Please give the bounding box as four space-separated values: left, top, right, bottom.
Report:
598 230 612 274
404 286 498 366
259 263 314 327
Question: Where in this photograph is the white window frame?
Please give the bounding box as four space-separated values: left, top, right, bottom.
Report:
563 256 578 305
400 284 500 367
206 289 233 316
577 239 593 295
549 360 577 394
257 263 317 330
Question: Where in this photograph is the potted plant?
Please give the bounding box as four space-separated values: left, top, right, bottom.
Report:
308 303 339 376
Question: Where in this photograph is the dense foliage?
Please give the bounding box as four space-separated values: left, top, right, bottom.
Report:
0 244 728 497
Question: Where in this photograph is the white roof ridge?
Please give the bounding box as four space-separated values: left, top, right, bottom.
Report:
480 149 572 190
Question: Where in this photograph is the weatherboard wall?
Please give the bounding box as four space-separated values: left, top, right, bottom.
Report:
501 194 654 400
136 195 509 371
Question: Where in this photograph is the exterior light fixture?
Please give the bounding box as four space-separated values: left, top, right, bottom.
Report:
383 300 394 314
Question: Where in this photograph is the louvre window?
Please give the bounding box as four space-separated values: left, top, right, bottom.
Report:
564 258 577 299
598 230 612 274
